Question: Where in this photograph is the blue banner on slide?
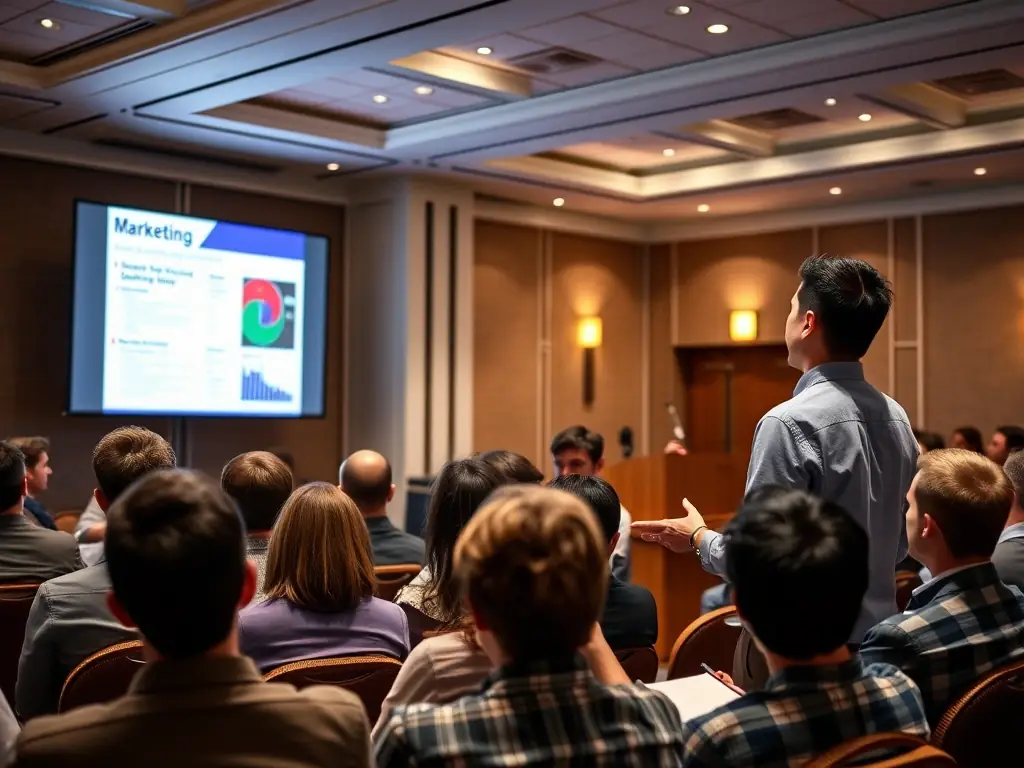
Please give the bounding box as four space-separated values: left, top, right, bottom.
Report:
199 220 305 260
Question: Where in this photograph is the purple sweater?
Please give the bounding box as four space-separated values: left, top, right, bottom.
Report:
239 596 410 672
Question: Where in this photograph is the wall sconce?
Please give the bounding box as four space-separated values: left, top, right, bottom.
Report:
577 317 602 406
729 310 758 342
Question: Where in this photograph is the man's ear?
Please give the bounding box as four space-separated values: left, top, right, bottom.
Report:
106 592 137 629
239 560 258 609
802 309 816 339
608 531 620 557
387 484 396 504
94 487 110 512
595 458 605 475
922 512 945 544
20 477 28 497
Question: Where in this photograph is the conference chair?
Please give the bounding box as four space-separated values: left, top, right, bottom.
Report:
59 640 146 713
374 564 422 603
264 653 402 723
614 646 659 684
666 605 743 680
931 656 1024 768
0 583 40 706
895 571 923 612
804 733 955 767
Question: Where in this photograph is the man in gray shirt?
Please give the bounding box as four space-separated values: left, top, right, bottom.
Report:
993 450 1024 592
635 255 917 643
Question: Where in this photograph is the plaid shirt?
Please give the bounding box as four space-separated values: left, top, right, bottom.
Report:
860 561 1024 724
374 655 684 767
679 658 929 767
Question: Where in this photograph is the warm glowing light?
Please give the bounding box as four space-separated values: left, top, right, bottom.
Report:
476 46 493 55
326 163 340 171
729 310 758 342
829 186 842 195
414 86 434 96
662 148 676 157
697 204 710 213
372 94 389 104
553 197 565 207
577 317 603 349
39 18 57 29
707 23 729 34
824 97 837 106
666 5 690 15
974 167 987 176
858 113 872 122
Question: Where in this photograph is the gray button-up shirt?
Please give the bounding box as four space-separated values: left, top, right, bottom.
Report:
697 362 918 641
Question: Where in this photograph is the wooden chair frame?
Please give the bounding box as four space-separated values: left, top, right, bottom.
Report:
805 733 954 767
58 639 145 712
932 656 1024 747
666 605 741 680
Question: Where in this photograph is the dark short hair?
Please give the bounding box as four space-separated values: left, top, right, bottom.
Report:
797 255 892 359
550 426 604 463
93 426 177 504
725 488 868 660
339 453 392 510
478 450 543 485
0 442 26 511
547 474 621 543
221 451 293 532
6 436 49 469
105 469 246 659
953 426 984 454
996 426 1024 454
421 458 502 628
1005 451 1024 503
913 429 945 453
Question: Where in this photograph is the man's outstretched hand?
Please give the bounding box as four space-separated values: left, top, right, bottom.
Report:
630 498 707 553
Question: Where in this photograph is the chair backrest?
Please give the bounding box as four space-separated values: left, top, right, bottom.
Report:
59 640 146 713
895 571 922 612
375 564 422 603
264 654 402 723
805 733 955 767
0 582 40 706
614 646 659 684
931 656 1024 768
667 605 742 680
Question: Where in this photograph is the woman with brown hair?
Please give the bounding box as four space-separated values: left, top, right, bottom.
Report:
239 482 409 671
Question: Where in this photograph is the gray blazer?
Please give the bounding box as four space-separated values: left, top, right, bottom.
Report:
993 523 1024 595
0 515 81 585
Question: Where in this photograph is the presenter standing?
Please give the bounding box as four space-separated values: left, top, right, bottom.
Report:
634 256 917 647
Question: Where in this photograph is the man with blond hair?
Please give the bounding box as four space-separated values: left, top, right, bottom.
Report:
374 485 684 767
861 448 1024 724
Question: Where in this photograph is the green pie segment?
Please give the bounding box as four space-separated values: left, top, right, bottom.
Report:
243 300 285 346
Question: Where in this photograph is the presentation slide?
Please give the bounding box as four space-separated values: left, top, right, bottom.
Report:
68 202 329 418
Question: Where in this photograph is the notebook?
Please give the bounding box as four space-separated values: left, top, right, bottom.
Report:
646 674 741 721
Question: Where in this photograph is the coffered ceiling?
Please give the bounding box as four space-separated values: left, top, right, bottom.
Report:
0 0 1022 224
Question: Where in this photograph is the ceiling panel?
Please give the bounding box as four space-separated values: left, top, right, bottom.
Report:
0 0 136 62
557 132 729 170
843 0 974 19
569 29 703 70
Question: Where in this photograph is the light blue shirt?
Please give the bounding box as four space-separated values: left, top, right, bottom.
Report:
697 362 918 641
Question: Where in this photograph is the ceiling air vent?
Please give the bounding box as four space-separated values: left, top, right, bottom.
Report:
93 139 281 173
730 108 825 132
508 47 601 75
934 69 1024 96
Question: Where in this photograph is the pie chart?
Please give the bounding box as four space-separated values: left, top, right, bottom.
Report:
242 279 286 346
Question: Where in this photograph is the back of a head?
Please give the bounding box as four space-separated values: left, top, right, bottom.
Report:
798 255 892 360
546 473 620 544
7 436 48 469
954 426 985 454
1004 451 1024 510
105 469 245 659
997 426 1024 455
221 451 293 532
549 426 604 463
914 448 1014 558
338 450 393 511
913 429 945 453
455 485 607 661
267 447 295 471
264 482 375 612
0 442 26 511
93 426 177 505
422 458 503 625
478 450 544 485
725 488 868 660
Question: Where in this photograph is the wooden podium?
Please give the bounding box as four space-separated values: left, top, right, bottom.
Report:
604 452 748 660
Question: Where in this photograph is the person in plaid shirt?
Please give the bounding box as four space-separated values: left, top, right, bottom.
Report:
374 484 684 767
680 488 930 767
860 448 1024 724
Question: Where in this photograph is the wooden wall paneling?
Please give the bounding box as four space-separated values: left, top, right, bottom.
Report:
647 244 678 454
895 347 920 426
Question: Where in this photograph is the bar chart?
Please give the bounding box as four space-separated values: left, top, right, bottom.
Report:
241 368 294 403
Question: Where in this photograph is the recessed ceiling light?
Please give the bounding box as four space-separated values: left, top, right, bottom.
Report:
476 46 493 55
666 5 691 14
824 98 837 106
706 23 729 34
326 163 340 171
372 94 389 104
38 18 58 29
858 113 872 122
662 148 676 157
974 167 987 176
829 186 842 195
553 198 565 207
697 204 710 213
414 86 434 96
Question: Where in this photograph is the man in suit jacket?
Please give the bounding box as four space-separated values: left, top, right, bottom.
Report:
340 451 424 566
14 469 372 768
992 451 1024 592
860 448 1024 724
0 442 80 585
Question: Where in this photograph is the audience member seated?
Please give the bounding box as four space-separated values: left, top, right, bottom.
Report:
0 442 80 584
16 426 176 720
395 459 501 646
548 474 657 650
985 425 1024 466
0 691 17 767
949 426 984 454
6 438 55 530
913 429 945 454
339 450 424 566
477 450 543 484
239 483 408 671
860 448 1024 724
678 488 929 767
374 485 684 766
14 469 373 768
221 451 293 602
993 451 1024 592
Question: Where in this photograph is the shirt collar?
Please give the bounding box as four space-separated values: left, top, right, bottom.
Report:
129 655 262 695
484 654 589 695
793 362 865 397
766 657 866 691
908 562 999 610
364 516 395 532
998 521 1024 544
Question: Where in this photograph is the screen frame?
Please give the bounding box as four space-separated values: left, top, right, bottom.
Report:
65 198 333 420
